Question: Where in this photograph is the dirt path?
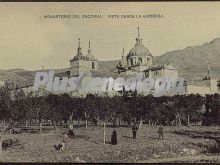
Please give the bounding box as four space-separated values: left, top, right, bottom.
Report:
137 154 220 163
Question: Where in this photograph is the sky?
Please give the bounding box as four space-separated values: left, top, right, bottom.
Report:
0 2 220 70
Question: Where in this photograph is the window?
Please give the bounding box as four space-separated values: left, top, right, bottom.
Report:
139 58 142 64
92 62 95 69
147 58 150 65
131 59 133 65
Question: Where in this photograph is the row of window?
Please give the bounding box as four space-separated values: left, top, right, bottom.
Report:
129 57 151 66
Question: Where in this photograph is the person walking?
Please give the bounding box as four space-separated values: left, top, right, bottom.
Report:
111 128 117 145
132 123 138 139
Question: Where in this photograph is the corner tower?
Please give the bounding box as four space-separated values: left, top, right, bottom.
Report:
70 39 98 77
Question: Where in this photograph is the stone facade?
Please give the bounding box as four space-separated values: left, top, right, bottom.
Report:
70 39 98 77
186 77 219 96
143 64 178 80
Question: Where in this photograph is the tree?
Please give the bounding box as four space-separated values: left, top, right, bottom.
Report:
95 96 112 145
10 89 27 124
169 95 184 126
0 86 11 123
46 94 65 130
83 94 98 129
59 94 79 130
182 94 205 126
0 86 18 155
111 96 125 127
30 96 50 134
22 92 39 127
203 94 220 126
209 94 220 125
0 86 11 155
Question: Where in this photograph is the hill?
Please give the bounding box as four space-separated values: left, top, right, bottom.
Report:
0 68 70 87
155 38 220 81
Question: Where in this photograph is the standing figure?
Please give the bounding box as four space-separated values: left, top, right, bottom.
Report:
62 132 68 143
68 122 75 138
61 132 68 149
69 122 73 130
158 124 164 140
111 129 117 145
132 123 138 139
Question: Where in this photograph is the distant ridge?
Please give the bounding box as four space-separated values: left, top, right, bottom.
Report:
155 37 220 81
156 38 220 69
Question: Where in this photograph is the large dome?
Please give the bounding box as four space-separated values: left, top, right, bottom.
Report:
128 42 152 57
127 28 152 58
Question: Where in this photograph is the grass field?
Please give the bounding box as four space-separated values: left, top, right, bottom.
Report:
0 125 220 163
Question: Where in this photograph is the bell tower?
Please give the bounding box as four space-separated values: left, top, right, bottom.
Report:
70 38 98 77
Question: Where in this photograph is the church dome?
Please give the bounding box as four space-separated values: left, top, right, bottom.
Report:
128 42 152 57
127 27 152 58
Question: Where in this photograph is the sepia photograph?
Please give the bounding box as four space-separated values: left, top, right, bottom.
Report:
0 2 220 163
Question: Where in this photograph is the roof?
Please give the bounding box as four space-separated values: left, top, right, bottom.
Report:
127 40 152 58
143 64 177 72
85 41 97 61
127 28 152 58
72 47 85 61
71 41 97 61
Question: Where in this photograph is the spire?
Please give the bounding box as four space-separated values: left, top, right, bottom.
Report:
122 48 125 59
207 64 210 77
76 38 83 57
78 38 81 48
207 53 212 78
136 27 143 45
88 40 92 52
120 48 127 67
86 40 95 60
87 40 92 53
